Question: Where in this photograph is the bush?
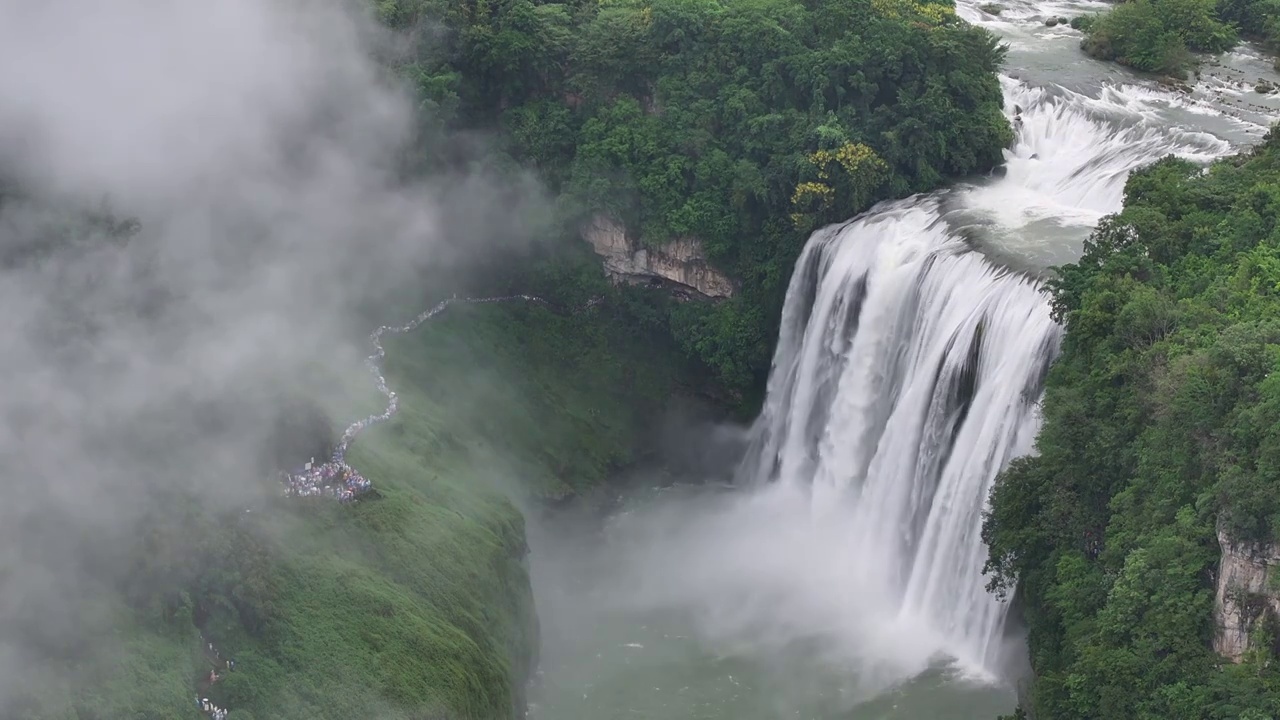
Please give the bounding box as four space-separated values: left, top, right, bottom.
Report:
1216 0 1280 50
1081 0 1237 76
1070 14 1095 30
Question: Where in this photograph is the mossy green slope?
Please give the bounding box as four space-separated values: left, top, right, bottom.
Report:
15 299 695 720
205 300 695 719
14 609 200 720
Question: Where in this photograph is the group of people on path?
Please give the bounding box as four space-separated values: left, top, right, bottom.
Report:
198 638 235 720
198 696 229 720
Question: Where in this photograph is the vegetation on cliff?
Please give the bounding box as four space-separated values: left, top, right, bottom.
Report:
11 294 698 720
1078 0 1279 76
984 132 1280 719
386 0 1013 400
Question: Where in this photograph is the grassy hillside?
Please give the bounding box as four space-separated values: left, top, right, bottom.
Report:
14 299 699 720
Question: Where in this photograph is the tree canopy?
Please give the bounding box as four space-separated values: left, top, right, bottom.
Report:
1078 0 1279 76
387 0 1013 400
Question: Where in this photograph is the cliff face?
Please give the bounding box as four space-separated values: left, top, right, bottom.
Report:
1213 528 1280 661
581 214 735 300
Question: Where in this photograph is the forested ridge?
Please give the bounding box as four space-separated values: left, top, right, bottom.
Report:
985 132 1280 719
387 0 1013 400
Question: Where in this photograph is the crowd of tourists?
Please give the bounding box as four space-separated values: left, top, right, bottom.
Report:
280 459 372 502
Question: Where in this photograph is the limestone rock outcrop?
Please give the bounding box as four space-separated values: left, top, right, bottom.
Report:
580 214 734 300
1213 528 1280 661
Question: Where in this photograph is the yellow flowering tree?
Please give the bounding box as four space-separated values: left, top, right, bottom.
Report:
870 0 957 25
790 142 889 229
789 181 836 228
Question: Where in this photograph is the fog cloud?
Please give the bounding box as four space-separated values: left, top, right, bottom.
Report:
0 0 546 710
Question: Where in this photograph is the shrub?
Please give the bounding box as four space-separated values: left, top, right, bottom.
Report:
1081 0 1237 76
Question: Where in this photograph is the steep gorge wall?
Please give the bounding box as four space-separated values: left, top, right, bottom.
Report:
1213 528 1280 661
580 214 735 300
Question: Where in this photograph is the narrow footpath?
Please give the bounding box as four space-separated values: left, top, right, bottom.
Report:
197 294 545 719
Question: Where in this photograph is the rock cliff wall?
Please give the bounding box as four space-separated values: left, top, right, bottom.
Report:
580 214 734 300
1213 528 1280 661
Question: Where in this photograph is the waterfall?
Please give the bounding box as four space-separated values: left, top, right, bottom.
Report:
739 196 1061 670
738 69 1236 673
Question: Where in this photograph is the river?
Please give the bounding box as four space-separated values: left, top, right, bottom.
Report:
526 4 1280 719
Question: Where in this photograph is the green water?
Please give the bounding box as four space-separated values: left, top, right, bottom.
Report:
526 484 1019 720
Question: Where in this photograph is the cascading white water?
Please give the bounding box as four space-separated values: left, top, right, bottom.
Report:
740 198 1061 671
948 75 1233 270
741 53 1245 673
966 77 1229 227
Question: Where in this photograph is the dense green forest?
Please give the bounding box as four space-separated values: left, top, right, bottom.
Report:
984 131 1280 719
388 0 1013 400
1077 0 1280 76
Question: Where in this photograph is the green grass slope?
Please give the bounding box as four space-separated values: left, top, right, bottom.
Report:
15 299 699 720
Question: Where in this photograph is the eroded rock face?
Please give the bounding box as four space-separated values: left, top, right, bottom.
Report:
1213 528 1280 661
580 214 734 300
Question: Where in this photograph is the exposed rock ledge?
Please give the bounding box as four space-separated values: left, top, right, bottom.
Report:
580 214 735 300
1213 528 1280 661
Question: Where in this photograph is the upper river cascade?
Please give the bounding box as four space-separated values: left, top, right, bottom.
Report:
528 1 1280 717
